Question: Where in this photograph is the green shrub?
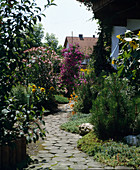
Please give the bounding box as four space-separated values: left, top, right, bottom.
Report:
90 73 138 140
55 95 69 104
74 70 99 113
77 132 140 168
11 84 28 105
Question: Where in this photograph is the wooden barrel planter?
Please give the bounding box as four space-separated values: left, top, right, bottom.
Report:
0 136 26 169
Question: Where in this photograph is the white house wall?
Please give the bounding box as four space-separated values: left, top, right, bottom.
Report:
66 42 69 49
111 26 126 59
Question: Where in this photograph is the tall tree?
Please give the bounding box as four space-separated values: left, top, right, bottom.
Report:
26 23 44 48
44 32 59 51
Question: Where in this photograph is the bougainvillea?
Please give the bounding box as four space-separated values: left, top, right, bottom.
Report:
59 44 88 96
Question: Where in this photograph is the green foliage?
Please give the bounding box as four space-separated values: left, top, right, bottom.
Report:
90 73 138 140
25 23 44 49
55 95 69 104
44 32 59 52
78 132 140 168
0 0 55 144
74 69 95 113
90 21 115 76
74 70 105 114
11 84 28 105
0 96 46 144
60 113 91 133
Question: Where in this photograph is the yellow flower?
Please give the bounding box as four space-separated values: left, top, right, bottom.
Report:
116 35 121 39
112 60 115 65
38 86 40 88
137 31 140 36
75 95 78 98
49 86 55 91
40 88 45 92
80 68 84 72
73 92 75 96
32 85 36 89
70 94 73 98
32 88 36 93
129 40 138 50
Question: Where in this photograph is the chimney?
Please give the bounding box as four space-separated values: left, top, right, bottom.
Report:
93 35 95 38
79 34 83 40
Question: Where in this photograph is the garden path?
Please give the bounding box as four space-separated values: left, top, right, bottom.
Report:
25 104 130 170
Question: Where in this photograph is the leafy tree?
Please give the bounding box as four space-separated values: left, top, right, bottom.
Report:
26 23 44 48
44 32 59 51
91 21 115 76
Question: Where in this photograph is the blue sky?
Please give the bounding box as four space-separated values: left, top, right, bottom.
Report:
37 0 98 46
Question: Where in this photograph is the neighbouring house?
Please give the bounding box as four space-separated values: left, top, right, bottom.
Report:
91 0 140 59
64 34 98 67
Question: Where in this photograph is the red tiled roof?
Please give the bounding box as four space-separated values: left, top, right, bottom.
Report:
64 36 98 55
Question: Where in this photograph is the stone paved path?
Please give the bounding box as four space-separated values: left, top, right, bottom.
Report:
25 104 131 170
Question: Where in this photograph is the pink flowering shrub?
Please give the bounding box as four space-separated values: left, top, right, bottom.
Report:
23 47 61 93
59 44 87 96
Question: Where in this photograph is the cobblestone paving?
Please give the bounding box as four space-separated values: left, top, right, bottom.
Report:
25 104 131 170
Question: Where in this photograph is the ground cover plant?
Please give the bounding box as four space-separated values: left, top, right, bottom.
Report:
60 113 91 133
55 95 69 104
77 132 140 169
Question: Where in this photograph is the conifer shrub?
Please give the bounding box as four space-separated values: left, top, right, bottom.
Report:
11 84 28 105
90 74 138 140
